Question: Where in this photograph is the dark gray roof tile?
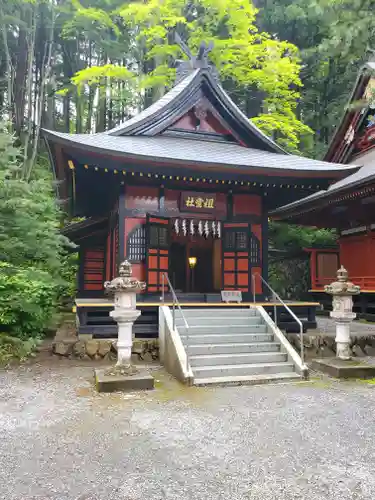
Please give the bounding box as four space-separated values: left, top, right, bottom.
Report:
43 131 358 175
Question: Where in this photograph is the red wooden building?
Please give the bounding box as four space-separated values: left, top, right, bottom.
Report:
44 49 355 332
272 60 375 314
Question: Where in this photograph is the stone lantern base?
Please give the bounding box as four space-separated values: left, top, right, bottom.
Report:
312 357 375 379
94 368 154 393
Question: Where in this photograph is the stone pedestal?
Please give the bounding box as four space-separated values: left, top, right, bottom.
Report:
312 357 375 379
95 369 154 393
324 267 360 361
94 260 154 393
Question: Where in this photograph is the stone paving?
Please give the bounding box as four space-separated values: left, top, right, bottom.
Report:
1 359 375 500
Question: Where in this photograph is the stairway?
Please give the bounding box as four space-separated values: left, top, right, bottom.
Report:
174 307 301 386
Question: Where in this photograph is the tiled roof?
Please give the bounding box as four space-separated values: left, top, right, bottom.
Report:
43 130 358 175
270 160 375 217
77 67 285 154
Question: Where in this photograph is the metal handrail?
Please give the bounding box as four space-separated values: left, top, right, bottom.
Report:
252 273 305 365
161 273 190 371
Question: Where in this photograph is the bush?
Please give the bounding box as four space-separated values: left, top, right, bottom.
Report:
0 334 40 366
0 262 58 339
0 127 74 348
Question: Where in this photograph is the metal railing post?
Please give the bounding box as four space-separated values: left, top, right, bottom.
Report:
252 274 256 304
173 300 176 330
253 272 305 375
162 272 190 372
273 299 277 327
162 273 165 304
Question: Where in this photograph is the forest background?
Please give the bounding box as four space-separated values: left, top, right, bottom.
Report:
0 0 374 359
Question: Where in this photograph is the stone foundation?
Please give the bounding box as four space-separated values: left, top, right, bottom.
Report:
52 335 159 361
53 319 159 360
286 333 375 361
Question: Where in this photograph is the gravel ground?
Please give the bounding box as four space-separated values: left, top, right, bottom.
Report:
316 317 375 336
1 360 375 500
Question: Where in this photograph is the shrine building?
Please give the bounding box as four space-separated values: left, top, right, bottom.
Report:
44 48 356 310
271 59 375 316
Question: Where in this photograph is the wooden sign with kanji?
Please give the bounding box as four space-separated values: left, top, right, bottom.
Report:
180 191 217 213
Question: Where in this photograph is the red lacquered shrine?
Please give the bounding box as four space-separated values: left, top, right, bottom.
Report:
272 60 375 315
44 49 355 309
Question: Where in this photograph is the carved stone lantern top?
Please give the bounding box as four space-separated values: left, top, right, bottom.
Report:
324 266 361 296
104 260 146 294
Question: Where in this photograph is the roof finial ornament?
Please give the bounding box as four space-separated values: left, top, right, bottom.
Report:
173 32 219 85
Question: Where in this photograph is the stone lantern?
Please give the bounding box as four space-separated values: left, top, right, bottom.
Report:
94 260 154 392
324 266 360 360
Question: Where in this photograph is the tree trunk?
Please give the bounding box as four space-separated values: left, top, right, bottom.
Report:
0 8 14 131
86 85 95 133
25 3 55 180
14 9 28 136
96 85 107 132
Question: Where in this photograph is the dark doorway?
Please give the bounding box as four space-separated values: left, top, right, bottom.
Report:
169 242 186 292
191 247 214 293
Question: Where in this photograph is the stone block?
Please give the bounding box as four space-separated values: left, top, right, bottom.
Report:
55 322 77 341
94 368 154 393
85 340 99 357
53 340 76 357
79 334 93 341
312 357 375 379
73 340 86 358
98 340 112 358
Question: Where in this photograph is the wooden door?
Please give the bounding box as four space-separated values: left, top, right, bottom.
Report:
146 215 170 293
222 222 262 297
222 223 251 292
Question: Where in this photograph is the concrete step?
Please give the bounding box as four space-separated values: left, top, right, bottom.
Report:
193 372 301 387
187 342 281 355
175 316 262 327
189 352 287 367
193 362 295 379
179 333 274 344
175 308 258 317
178 324 268 335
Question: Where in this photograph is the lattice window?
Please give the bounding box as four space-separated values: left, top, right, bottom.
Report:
149 225 169 249
249 234 260 265
159 227 168 247
224 230 249 251
149 226 159 247
127 225 146 262
236 231 248 250
224 231 236 250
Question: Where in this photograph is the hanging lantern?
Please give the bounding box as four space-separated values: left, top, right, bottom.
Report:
212 221 216 238
174 219 180 235
217 221 221 239
190 219 195 236
182 219 187 236
198 220 203 236
204 220 209 238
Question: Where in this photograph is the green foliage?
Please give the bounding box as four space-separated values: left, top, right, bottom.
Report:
256 0 375 156
0 130 72 273
0 128 72 342
0 262 57 339
0 333 40 366
118 0 313 151
269 221 337 251
71 64 134 87
269 258 310 299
